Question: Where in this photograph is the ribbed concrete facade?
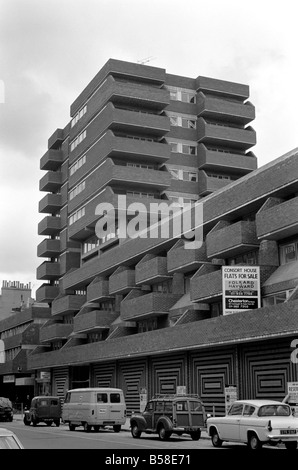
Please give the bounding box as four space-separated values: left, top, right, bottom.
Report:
30 59 298 415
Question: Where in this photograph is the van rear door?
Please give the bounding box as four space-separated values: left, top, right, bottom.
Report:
95 392 110 423
109 391 124 423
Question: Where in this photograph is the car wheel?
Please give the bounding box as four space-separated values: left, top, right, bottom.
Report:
83 422 91 432
190 430 201 441
211 430 223 447
55 420 60 427
131 423 142 438
94 425 100 432
113 425 121 433
285 441 297 450
32 418 38 427
24 417 30 426
248 433 262 450
46 421 52 426
69 423 76 431
158 425 171 441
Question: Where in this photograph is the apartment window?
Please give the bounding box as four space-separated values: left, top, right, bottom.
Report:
70 130 87 152
169 141 197 155
229 250 258 265
126 162 155 170
262 289 294 307
206 172 232 180
166 86 196 104
138 318 158 333
70 154 86 176
168 114 196 129
71 105 87 128
280 241 298 264
167 196 197 207
69 180 86 200
169 168 198 182
152 280 172 293
75 289 86 295
69 206 85 225
83 236 100 254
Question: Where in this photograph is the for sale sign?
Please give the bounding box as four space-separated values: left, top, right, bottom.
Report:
222 266 261 315
287 382 298 403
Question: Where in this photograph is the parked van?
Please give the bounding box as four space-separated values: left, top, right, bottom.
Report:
23 396 61 427
62 388 126 432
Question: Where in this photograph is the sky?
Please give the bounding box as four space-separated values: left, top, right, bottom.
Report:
0 0 298 298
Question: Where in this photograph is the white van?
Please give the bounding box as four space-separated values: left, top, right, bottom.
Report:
62 387 126 432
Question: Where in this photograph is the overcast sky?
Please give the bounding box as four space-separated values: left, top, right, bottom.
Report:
0 0 298 297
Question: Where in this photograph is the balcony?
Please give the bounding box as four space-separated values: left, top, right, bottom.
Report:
197 92 255 125
87 277 111 302
109 267 136 295
48 128 64 149
40 148 63 171
135 256 170 285
37 238 60 258
36 261 60 281
190 269 222 303
38 216 61 236
120 292 181 321
198 171 232 197
197 118 256 150
256 196 298 241
39 193 62 214
39 323 73 343
51 294 86 316
206 221 259 258
73 310 118 334
197 145 257 175
167 240 208 273
196 76 249 100
35 284 59 303
39 171 63 192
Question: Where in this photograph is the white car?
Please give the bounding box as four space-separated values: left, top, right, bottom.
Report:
207 399 298 450
0 428 24 449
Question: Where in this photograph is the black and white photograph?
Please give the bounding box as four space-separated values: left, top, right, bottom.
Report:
0 0 298 458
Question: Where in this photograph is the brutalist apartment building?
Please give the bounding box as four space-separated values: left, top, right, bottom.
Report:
29 59 298 414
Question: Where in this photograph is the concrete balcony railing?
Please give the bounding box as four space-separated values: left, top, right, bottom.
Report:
37 238 61 258
135 256 170 285
196 76 249 100
48 128 64 149
197 118 256 150
35 284 60 303
73 310 118 334
39 171 63 192
36 261 60 281
109 268 136 295
39 323 73 343
167 241 208 273
40 148 63 171
256 196 298 241
190 269 222 303
197 92 255 125
198 171 232 197
51 295 86 316
87 277 111 302
206 220 259 258
38 216 61 236
39 193 62 214
120 292 181 321
197 145 257 175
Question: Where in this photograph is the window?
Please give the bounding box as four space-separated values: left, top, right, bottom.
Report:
280 242 298 264
70 154 86 176
168 141 197 155
176 401 188 412
189 401 202 412
258 405 290 417
228 403 243 415
243 405 255 416
110 393 121 403
71 105 87 128
166 86 196 104
97 393 108 403
145 401 154 412
70 130 87 151
69 206 85 225
229 250 258 266
168 114 197 129
152 280 172 293
64 393 71 403
155 401 164 412
168 168 198 182
69 180 86 200
262 289 294 307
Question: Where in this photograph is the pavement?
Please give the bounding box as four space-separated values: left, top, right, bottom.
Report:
12 413 210 439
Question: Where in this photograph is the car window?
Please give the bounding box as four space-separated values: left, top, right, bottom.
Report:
155 401 164 412
176 401 188 412
258 404 291 417
97 393 108 403
145 401 154 412
164 401 172 412
51 399 59 406
64 392 71 403
40 400 48 406
110 393 120 403
189 401 202 412
228 403 244 415
243 405 255 416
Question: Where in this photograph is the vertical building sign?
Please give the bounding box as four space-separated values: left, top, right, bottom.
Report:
222 266 260 315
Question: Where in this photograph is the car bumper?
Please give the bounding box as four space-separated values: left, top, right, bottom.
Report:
267 434 298 441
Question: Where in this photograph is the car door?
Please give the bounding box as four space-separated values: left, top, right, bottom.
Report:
142 401 154 430
239 404 256 442
220 403 244 441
